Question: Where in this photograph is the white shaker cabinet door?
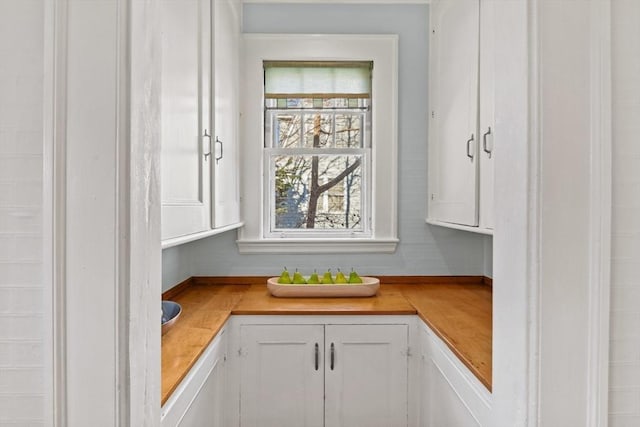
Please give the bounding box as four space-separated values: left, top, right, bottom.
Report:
161 330 226 427
478 0 496 231
418 325 491 427
324 324 409 427
160 0 212 240
212 0 241 228
176 351 225 427
428 0 480 227
239 324 325 427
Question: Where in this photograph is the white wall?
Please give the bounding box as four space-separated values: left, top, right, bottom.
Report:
0 1 51 425
162 3 488 291
609 0 640 425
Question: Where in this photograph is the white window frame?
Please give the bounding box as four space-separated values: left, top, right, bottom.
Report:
238 34 398 254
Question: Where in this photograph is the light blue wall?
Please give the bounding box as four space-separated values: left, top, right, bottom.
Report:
162 3 488 291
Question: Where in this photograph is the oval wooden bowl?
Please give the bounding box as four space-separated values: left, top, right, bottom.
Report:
266 276 380 298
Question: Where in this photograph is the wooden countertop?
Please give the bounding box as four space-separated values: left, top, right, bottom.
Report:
161 276 492 405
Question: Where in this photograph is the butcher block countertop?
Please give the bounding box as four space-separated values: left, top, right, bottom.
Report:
161 276 492 405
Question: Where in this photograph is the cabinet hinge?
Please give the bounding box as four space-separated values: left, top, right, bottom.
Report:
431 111 435 119
403 347 412 357
430 193 436 201
238 347 247 357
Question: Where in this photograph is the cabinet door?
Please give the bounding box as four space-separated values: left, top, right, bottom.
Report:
160 0 212 240
428 0 480 227
419 325 491 427
162 330 226 427
478 0 495 230
324 324 409 427
212 0 241 228
177 350 225 427
239 325 325 427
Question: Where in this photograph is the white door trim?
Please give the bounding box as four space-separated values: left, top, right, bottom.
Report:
44 0 69 425
586 1 612 426
48 0 162 425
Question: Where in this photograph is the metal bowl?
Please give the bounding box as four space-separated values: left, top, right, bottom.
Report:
161 301 182 335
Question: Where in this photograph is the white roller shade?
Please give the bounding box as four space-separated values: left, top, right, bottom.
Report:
264 61 372 98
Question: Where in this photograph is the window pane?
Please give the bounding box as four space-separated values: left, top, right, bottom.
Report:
335 114 363 148
274 114 302 148
303 114 333 148
273 154 363 231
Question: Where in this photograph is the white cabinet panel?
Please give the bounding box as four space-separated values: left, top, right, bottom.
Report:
160 0 212 240
161 0 242 245
428 0 496 233
325 324 408 427
161 330 226 427
213 0 241 228
428 0 480 227
478 0 496 231
239 324 325 427
236 320 409 427
418 325 491 427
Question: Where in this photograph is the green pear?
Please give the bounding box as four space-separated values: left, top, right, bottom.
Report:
348 268 363 284
321 269 334 284
334 269 348 283
307 270 320 284
292 269 306 284
278 267 292 284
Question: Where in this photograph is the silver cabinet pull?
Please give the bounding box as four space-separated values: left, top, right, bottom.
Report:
482 127 493 158
466 134 475 160
314 343 319 371
330 342 335 370
203 130 212 161
215 136 223 164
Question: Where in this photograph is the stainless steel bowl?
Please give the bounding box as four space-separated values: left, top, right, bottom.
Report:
161 301 182 335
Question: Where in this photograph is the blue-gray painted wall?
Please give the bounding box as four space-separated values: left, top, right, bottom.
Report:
162 3 490 291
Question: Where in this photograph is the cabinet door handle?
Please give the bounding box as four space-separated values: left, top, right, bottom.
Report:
314 343 319 371
215 136 223 164
203 130 212 161
482 127 492 158
466 134 475 160
330 342 335 370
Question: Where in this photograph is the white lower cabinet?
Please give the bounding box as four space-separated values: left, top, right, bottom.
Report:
237 319 409 427
161 329 227 427
418 323 491 427
161 316 492 427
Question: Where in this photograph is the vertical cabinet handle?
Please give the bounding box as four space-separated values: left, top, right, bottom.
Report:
482 127 493 158
215 136 223 164
203 130 212 161
314 343 319 371
466 134 475 160
330 343 335 370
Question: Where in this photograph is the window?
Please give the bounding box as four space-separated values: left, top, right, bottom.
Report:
264 61 372 237
239 34 398 253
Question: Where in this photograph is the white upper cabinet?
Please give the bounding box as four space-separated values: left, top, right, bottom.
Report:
213 0 241 228
160 0 212 241
161 0 242 246
427 0 495 234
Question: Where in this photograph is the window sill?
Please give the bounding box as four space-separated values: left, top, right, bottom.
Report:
236 238 399 254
